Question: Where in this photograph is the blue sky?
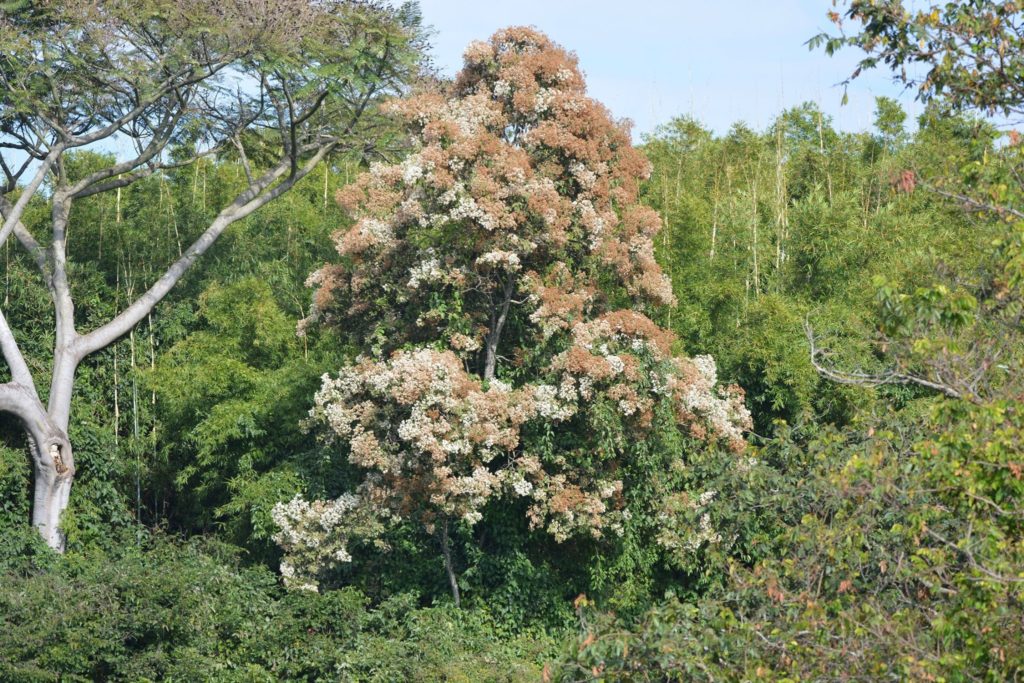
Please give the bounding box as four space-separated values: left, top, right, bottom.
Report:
416 0 924 138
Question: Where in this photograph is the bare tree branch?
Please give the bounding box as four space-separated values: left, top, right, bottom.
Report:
75 141 337 359
804 320 967 401
922 183 1024 221
0 142 64 250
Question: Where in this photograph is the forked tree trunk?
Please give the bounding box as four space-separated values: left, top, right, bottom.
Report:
0 125 337 552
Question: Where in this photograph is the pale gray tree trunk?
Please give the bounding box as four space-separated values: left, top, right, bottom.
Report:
31 344 79 551
1 237 83 552
30 432 75 552
0 379 74 551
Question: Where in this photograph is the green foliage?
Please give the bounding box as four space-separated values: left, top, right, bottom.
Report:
147 278 326 545
812 0 1024 118
540 11 1024 676
2 98 1017 679
3 7 1024 677
0 531 557 682
641 99 999 431
556 396 1024 680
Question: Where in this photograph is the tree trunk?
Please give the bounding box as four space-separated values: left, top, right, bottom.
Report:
482 276 515 382
0 380 75 551
483 334 500 382
30 432 75 551
0 82 349 550
438 518 461 607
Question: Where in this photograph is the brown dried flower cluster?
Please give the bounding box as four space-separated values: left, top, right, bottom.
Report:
302 26 674 362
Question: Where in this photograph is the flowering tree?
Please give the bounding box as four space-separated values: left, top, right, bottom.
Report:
279 28 752 602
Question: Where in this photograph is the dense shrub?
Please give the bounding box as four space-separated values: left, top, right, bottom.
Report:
0 532 557 682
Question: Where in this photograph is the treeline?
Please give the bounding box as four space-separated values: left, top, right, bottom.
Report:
1 98 1013 681
644 100 1001 432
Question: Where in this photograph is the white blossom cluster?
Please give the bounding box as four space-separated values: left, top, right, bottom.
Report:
476 250 522 272
407 252 446 290
531 383 576 421
655 489 723 559
450 194 499 231
678 354 752 445
575 198 608 252
510 476 534 497
533 87 555 114
271 493 360 592
442 90 503 137
685 513 723 552
336 217 396 257
400 154 433 184
569 161 597 190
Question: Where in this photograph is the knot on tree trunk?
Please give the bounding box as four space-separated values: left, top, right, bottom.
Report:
50 443 70 475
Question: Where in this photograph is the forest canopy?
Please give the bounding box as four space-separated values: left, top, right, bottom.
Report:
2 1 1024 680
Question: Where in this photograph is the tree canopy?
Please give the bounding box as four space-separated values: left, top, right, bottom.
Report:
283 27 751 604
0 0 425 549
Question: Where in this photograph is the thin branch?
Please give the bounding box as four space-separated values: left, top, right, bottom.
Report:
232 135 255 187
0 142 65 250
0 153 33 193
922 183 1024 221
0 307 38 396
804 320 966 401
924 528 1024 585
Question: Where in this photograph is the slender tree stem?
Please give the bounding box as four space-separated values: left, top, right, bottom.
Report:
438 518 461 608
